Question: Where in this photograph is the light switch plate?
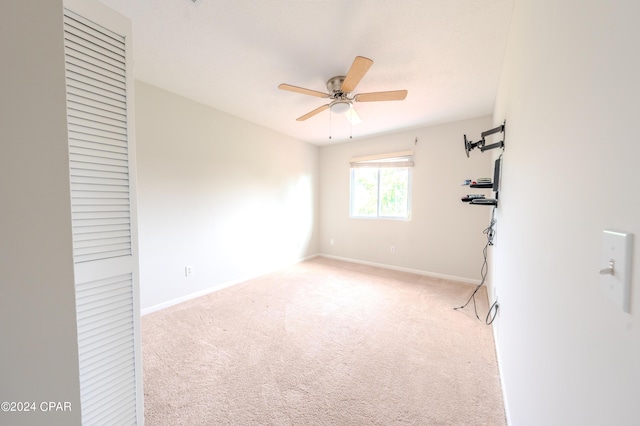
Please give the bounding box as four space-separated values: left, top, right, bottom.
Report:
600 230 633 313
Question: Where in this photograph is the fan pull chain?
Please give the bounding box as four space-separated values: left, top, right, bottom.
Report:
350 111 353 139
329 109 332 140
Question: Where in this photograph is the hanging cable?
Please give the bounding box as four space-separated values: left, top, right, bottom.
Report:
349 108 353 139
454 207 498 324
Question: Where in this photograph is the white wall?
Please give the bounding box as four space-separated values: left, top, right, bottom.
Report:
492 1 640 425
135 82 319 312
0 2 82 425
319 116 495 283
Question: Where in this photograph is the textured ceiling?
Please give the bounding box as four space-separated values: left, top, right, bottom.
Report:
98 0 514 145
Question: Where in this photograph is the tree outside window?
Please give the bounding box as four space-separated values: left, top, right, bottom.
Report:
350 166 411 219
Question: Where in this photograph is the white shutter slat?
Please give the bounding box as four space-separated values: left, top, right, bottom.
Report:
66 76 126 105
72 215 129 226
76 272 128 289
81 367 135 419
82 367 135 410
69 136 128 155
77 312 131 337
79 323 133 357
74 242 131 257
70 173 129 186
63 19 124 51
78 319 131 344
72 224 131 235
83 384 135 422
70 169 128 182
108 407 136 426
64 40 124 75
68 127 127 146
77 303 131 327
70 145 127 161
63 14 125 58
66 65 125 101
81 364 134 413
80 348 134 382
71 193 129 202
72 197 130 207
70 152 128 168
73 202 129 212
79 331 133 365
80 344 134 382
85 389 136 425
68 108 127 132
67 85 125 110
66 54 126 88
71 191 130 201
70 160 128 174
63 13 125 48
72 230 130 242
74 236 131 249
66 69 125 99
75 250 132 263
73 215 130 225
69 137 129 154
67 93 126 118
70 186 129 196
79 356 134 393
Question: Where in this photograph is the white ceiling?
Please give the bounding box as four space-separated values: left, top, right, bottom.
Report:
98 0 514 146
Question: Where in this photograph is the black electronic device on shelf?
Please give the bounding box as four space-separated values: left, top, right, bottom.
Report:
470 182 493 188
492 157 501 192
470 198 498 206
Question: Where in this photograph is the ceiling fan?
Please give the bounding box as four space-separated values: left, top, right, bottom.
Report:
278 56 408 123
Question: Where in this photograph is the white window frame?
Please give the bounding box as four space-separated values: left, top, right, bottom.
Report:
349 151 413 220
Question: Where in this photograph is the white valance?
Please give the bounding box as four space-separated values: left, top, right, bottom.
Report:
349 150 414 168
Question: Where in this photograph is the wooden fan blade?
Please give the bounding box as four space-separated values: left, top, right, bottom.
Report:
355 90 408 102
296 104 330 121
340 56 373 93
278 83 329 98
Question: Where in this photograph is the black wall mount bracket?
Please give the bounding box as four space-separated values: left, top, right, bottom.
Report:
463 121 505 157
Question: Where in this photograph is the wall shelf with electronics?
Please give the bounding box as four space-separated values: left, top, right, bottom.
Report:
461 121 505 207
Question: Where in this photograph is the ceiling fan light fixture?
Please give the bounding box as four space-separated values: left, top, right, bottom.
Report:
345 106 362 125
330 101 351 114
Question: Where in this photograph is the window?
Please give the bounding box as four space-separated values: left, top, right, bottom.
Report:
350 151 413 219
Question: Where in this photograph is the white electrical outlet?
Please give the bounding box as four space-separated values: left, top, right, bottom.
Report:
600 230 633 313
330 238 334 245
390 246 396 254
185 265 194 277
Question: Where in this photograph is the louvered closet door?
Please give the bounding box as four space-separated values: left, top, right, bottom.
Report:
64 6 142 425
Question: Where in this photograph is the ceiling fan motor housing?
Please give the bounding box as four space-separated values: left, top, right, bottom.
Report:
327 76 347 98
327 76 351 113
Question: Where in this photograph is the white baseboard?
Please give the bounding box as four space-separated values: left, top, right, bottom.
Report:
318 253 481 286
141 253 478 316
491 316 511 425
141 277 241 316
141 254 319 316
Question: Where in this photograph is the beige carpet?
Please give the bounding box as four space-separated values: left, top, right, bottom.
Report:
142 257 505 425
